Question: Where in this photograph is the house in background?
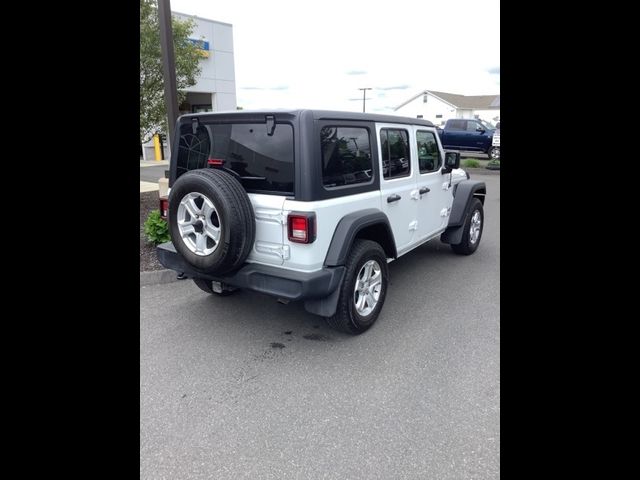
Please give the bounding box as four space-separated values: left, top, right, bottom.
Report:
393 90 500 127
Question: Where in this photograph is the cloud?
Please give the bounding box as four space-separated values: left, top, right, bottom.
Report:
487 66 500 75
346 70 367 75
376 85 410 90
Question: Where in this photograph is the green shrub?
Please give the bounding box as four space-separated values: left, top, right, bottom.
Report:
462 159 481 168
144 210 170 245
486 159 500 170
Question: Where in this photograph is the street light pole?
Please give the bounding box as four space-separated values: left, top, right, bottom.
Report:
157 0 180 148
358 87 372 113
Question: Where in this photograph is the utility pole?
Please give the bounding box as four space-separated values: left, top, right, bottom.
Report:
358 87 372 113
158 0 180 148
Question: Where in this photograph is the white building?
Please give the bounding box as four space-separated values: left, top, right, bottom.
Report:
142 12 237 160
173 11 237 113
394 90 500 127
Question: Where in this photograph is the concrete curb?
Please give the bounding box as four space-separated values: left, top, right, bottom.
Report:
140 269 179 287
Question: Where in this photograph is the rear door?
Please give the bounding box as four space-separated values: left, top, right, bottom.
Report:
173 118 293 266
442 119 466 149
414 128 453 240
377 123 418 255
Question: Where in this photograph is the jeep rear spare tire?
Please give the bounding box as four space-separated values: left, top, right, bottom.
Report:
168 168 255 275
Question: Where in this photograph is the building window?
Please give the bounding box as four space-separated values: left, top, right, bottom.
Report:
435 114 443 118
423 94 428 103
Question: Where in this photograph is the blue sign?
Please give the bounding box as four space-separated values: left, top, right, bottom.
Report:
188 38 210 51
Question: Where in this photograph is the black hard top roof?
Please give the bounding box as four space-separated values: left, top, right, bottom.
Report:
179 109 435 127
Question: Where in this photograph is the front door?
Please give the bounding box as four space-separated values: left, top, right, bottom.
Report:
414 128 454 240
377 124 418 255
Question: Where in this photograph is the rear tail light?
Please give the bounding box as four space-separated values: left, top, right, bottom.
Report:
159 196 169 220
208 158 225 166
287 212 316 244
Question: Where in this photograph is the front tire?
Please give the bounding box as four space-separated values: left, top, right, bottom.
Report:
451 198 484 255
326 240 389 335
488 146 500 160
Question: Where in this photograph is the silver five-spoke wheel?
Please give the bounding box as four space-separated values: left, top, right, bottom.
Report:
353 260 382 316
177 192 221 256
469 210 482 245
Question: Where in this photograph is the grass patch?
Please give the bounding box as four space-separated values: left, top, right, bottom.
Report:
462 158 482 168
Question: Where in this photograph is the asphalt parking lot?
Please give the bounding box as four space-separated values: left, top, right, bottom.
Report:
140 173 500 479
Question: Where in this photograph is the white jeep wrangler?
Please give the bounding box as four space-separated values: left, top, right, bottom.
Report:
157 110 486 334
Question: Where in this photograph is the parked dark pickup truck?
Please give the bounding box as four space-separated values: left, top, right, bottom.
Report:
437 118 500 159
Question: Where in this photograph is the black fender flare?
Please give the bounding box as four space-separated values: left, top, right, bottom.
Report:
441 180 486 244
324 209 397 267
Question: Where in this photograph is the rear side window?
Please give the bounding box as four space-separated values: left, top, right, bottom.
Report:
447 120 465 131
380 128 411 179
176 122 294 194
321 127 373 188
416 130 441 173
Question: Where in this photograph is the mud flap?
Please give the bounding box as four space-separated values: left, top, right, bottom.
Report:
440 225 465 245
303 274 345 317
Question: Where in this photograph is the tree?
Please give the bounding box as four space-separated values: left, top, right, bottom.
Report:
140 0 202 143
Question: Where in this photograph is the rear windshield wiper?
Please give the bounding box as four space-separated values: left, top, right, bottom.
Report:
239 176 267 181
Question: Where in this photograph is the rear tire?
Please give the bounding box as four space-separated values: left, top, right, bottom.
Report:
325 240 389 335
451 198 484 255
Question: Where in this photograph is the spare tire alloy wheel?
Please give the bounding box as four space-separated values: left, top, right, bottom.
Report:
169 169 255 275
177 192 221 256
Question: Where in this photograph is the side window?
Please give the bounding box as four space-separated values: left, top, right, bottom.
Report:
416 131 441 173
466 121 480 132
321 126 373 188
380 128 411 179
447 120 465 131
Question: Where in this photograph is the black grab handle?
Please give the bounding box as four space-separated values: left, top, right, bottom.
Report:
387 194 401 203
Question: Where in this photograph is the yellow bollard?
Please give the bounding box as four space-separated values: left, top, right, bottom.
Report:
153 134 162 161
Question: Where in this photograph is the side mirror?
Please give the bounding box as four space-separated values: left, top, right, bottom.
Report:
442 151 460 173
476 126 486 133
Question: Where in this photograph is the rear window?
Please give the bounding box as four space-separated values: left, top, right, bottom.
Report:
176 121 294 194
320 126 373 188
447 120 465 131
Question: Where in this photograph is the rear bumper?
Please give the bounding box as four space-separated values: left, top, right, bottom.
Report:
156 242 345 302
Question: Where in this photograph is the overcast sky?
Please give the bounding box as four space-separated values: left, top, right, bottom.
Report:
170 0 500 113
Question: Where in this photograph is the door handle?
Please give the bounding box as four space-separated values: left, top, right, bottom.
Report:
419 187 430 195
387 194 401 203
